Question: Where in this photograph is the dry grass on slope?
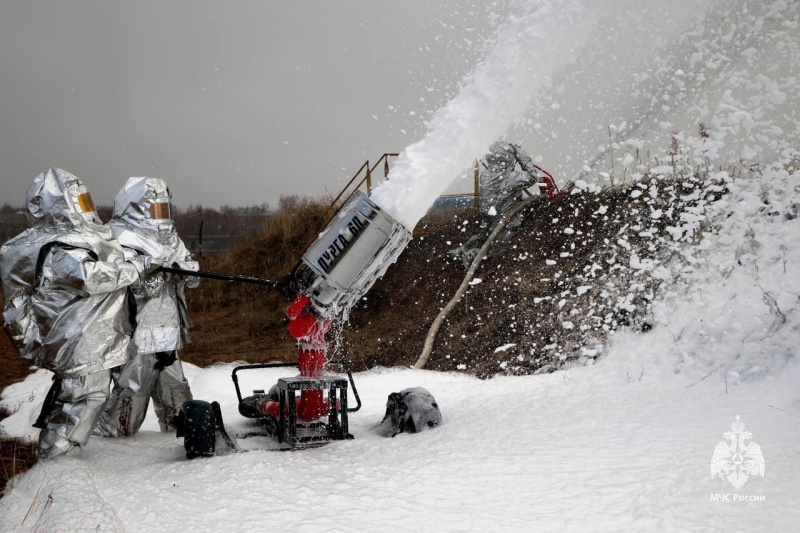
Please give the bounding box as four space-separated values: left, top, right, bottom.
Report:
337 168 728 377
181 198 330 366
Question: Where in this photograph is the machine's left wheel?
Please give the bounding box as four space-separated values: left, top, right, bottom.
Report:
180 400 216 459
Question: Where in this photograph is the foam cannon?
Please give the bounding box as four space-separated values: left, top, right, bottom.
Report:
291 190 413 317
169 190 413 451
161 190 411 317
247 190 411 447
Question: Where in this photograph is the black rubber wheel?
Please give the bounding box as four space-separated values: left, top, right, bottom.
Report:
180 400 216 459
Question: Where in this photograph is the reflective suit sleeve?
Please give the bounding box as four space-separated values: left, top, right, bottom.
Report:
46 245 140 295
510 144 541 188
161 236 199 288
177 259 199 288
123 246 152 275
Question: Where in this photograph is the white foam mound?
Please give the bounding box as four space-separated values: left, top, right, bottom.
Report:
2 459 125 532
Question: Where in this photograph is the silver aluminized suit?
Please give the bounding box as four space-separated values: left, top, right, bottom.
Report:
0 168 141 458
97 177 199 436
479 142 541 217
450 142 541 268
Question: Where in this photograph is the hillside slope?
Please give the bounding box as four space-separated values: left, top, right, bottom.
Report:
181 153 730 379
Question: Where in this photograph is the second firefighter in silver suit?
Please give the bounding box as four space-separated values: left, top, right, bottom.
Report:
98 177 199 436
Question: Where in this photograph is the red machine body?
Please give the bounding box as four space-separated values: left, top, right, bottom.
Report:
533 164 563 201
260 294 331 422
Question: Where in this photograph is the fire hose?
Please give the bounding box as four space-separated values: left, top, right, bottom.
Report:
414 194 545 370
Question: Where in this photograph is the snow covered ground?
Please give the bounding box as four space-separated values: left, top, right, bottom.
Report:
2 167 799 531
2 0 800 530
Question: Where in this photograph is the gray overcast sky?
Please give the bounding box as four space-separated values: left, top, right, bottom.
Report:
0 1 501 209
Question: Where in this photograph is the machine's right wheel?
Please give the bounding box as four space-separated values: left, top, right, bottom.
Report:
180 400 216 459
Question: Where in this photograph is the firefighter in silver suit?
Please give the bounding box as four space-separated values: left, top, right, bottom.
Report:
450 142 541 268
0 168 142 459
479 142 541 218
97 177 199 436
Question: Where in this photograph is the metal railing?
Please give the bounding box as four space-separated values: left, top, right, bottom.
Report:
437 160 481 210
323 153 399 219
324 155 482 219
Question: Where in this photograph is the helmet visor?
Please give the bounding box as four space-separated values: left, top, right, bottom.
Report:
150 202 171 220
77 192 96 214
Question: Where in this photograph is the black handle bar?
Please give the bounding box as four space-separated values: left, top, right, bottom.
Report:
156 266 285 290
231 361 361 413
